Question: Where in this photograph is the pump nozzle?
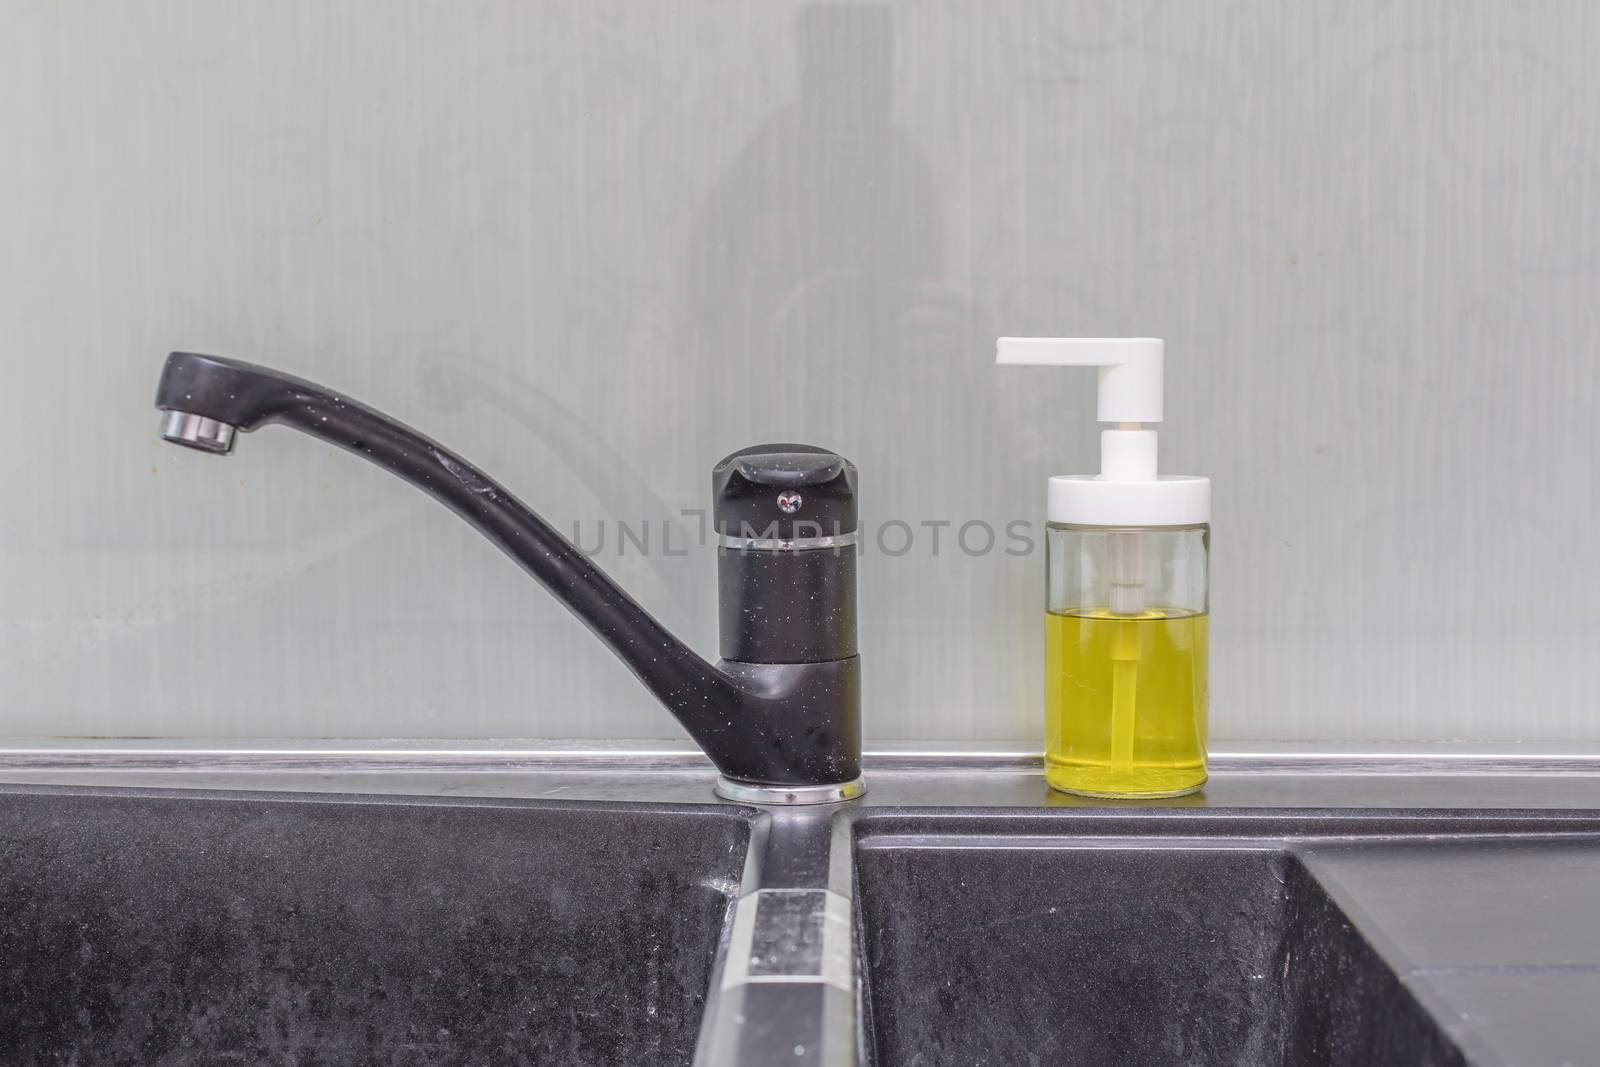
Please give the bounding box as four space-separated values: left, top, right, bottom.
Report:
996 337 1164 424
995 337 1207 528
997 337 1165 486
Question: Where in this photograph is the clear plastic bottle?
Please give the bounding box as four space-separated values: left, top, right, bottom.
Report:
1046 523 1209 797
997 337 1212 797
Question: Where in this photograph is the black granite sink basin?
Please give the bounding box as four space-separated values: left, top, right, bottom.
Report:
6 780 1600 1067
0 790 750 1066
853 817 1467 1067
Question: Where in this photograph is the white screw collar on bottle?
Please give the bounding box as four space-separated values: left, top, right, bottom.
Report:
996 337 1210 527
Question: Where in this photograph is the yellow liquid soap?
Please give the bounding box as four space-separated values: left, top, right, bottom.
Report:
1045 607 1208 797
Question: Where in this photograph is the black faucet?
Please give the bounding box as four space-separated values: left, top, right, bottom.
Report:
154 352 863 803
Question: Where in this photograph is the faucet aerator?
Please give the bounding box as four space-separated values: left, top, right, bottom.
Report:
160 410 237 454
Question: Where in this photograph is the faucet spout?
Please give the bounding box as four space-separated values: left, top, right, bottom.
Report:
154 352 862 797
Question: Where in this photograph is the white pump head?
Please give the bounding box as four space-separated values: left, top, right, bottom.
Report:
997 337 1210 527
996 337 1164 423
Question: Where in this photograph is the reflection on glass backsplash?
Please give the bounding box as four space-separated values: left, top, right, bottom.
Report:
1 1 1597 743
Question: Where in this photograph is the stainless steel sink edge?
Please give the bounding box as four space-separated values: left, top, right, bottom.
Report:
7 742 1600 775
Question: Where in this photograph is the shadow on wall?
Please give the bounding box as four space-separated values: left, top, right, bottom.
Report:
673 2 1015 723
682 2 983 428
411 3 1011 703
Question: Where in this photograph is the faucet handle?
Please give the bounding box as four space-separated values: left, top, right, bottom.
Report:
721 445 845 487
712 444 857 540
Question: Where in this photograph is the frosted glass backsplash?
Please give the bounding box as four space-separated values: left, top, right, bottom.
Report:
2 1 1596 742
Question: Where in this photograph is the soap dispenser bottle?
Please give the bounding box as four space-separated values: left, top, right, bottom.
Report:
997 338 1211 797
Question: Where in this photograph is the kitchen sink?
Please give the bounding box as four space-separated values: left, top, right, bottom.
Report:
3 767 1600 1066
0 790 750 1066
852 817 1468 1067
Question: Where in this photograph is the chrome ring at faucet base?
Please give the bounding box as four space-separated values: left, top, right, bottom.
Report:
714 775 866 805
717 531 858 552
